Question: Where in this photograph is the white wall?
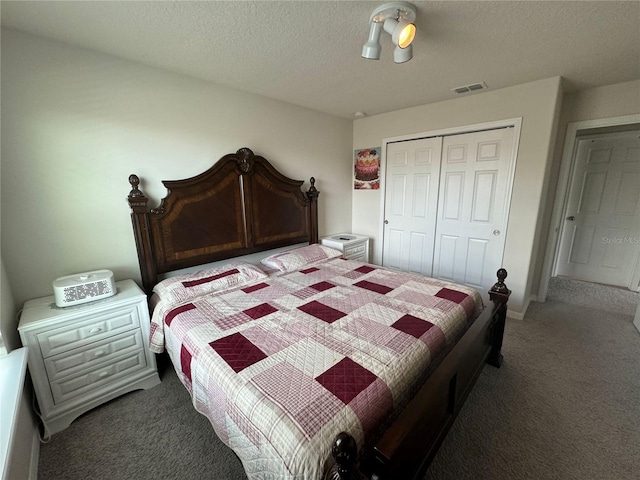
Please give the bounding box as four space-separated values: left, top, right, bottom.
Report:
1 28 353 307
353 77 563 316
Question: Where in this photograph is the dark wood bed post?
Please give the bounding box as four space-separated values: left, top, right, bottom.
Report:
326 269 511 480
127 174 156 295
307 177 320 244
487 268 510 367
324 432 360 480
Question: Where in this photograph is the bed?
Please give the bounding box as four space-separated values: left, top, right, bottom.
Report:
127 147 510 480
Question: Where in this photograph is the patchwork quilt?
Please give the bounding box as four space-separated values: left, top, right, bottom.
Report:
150 257 483 479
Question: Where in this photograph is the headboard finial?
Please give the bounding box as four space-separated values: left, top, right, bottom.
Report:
127 174 149 213
128 174 141 196
235 147 255 174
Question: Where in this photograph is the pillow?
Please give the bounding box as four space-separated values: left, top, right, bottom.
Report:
260 244 342 272
153 262 267 304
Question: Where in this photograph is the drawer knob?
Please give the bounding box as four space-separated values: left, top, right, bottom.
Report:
89 327 103 334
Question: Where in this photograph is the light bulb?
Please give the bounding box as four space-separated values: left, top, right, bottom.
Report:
397 23 416 48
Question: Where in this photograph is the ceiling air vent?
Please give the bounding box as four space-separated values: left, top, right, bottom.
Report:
452 82 488 94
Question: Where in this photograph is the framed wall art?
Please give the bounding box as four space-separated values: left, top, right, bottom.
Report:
354 147 380 190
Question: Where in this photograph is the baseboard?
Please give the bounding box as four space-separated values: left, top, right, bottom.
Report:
506 295 535 320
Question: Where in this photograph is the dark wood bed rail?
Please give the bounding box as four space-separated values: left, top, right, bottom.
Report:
127 148 319 294
326 270 511 480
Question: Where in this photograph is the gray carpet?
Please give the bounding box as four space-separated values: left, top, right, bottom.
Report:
38 300 640 480
546 276 638 316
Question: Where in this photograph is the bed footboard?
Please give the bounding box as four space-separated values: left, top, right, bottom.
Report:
325 270 510 480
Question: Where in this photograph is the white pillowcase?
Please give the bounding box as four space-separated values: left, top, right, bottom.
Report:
260 244 342 272
153 262 267 304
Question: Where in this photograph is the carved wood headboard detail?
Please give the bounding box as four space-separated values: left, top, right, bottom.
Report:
127 147 319 294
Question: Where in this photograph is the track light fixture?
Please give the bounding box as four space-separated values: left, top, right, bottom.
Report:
362 2 417 64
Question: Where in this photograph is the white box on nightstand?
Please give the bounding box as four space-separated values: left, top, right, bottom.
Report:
18 279 161 435
321 233 370 263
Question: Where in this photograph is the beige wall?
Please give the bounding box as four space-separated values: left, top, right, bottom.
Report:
561 80 640 124
1 28 353 307
353 77 564 316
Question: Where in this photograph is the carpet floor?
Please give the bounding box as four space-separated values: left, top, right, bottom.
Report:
38 299 640 480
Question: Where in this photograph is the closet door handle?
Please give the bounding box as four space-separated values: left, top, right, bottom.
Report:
493 230 501 236
384 220 389 225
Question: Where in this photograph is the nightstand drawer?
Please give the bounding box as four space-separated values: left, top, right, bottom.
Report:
321 234 369 263
37 306 140 358
344 244 366 256
50 350 147 404
44 329 144 382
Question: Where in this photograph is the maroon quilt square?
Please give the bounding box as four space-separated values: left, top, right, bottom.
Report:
300 267 320 274
165 303 196 326
242 282 270 293
310 281 336 292
243 303 278 320
354 280 393 295
392 314 435 339
435 288 469 304
315 357 377 404
354 265 375 274
298 301 346 324
180 345 192 382
210 332 267 373
182 268 239 287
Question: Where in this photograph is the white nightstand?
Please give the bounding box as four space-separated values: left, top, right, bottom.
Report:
18 279 160 435
321 233 370 263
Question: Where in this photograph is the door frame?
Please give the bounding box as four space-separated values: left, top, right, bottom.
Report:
539 114 640 301
377 117 522 270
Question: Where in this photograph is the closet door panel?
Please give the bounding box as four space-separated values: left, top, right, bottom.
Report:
433 128 515 294
383 137 443 275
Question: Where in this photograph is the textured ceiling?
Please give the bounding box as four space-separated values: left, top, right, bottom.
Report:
2 1 639 119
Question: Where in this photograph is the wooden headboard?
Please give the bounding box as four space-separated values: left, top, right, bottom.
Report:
127 147 319 294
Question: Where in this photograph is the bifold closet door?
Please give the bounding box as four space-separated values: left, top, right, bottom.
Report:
382 137 443 275
433 128 515 290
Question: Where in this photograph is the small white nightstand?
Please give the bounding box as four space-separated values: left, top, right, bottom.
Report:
18 279 160 435
321 233 370 263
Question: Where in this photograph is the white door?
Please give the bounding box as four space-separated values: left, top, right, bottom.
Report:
382 137 443 275
432 128 516 291
555 130 640 288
